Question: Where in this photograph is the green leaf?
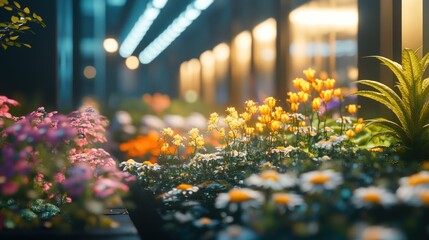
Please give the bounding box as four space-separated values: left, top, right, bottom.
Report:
374 55 408 97
357 80 410 129
13 1 20 8
4 6 13 11
24 7 30 14
1 43 7 50
19 26 30 30
9 35 18 40
23 43 31 48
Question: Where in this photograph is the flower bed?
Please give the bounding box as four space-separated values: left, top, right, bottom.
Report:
0 98 134 232
120 50 429 239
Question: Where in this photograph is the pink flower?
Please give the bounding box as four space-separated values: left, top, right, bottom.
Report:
43 183 52 192
1 182 19 195
93 178 129 199
55 172 65 183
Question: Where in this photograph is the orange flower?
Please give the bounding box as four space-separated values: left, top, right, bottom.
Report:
298 91 309 103
119 132 161 162
290 102 300 112
259 105 271 115
264 97 276 108
346 129 356 138
287 92 299 103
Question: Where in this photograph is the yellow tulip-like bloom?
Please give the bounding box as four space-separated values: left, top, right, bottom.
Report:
161 143 170 153
298 91 309 103
208 112 219 131
259 104 271 115
355 123 365 133
245 127 255 135
162 127 174 137
312 79 324 92
321 90 333 102
264 97 276 108
290 102 300 112
299 121 306 127
293 78 303 89
324 78 336 90
346 129 356 138
258 115 271 124
303 68 316 82
256 122 265 133
241 112 252 121
287 92 299 103
272 106 284 120
245 100 258 114
269 120 281 132
280 113 290 123
346 104 359 115
172 134 184 146
300 81 311 92
312 97 322 111
333 88 342 98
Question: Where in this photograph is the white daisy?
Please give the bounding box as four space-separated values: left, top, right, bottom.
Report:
215 188 264 210
352 186 397 208
245 170 297 190
300 169 343 193
272 192 304 209
167 183 199 196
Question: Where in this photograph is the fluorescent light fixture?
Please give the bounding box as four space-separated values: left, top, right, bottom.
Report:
119 0 168 58
139 0 214 64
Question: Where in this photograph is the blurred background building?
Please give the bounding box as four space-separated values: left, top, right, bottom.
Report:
0 0 428 117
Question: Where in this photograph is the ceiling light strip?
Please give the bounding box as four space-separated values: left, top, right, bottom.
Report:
119 0 168 58
139 0 214 64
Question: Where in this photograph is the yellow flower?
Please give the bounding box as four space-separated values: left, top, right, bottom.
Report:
245 100 258 114
324 78 336 90
298 91 309 103
300 81 311 92
142 161 154 167
346 104 359 115
311 97 322 111
241 112 252 121
312 79 324 92
290 102 300 112
245 127 255 135
126 159 135 164
287 92 299 103
208 112 219 130
256 122 265 133
346 129 356 138
188 128 200 140
264 97 276 108
172 134 184 146
321 90 333 102
303 68 316 82
280 113 290 123
355 123 365 133
258 115 271 124
269 120 281 132
161 143 170 153
259 104 271 115
293 78 303 89
333 88 342 98
162 127 174 137
298 121 306 127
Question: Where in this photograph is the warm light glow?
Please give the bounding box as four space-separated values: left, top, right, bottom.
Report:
83 66 96 79
234 31 252 50
125 56 139 70
289 8 358 28
200 50 215 104
213 43 230 62
253 18 276 42
103 38 119 53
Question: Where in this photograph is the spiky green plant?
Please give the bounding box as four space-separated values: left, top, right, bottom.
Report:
356 48 429 161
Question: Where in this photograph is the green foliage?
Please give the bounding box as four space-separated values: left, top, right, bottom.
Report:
356 49 429 160
0 0 45 50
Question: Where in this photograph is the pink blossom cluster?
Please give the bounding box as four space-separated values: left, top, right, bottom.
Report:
68 107 109 147
69 148 116 169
